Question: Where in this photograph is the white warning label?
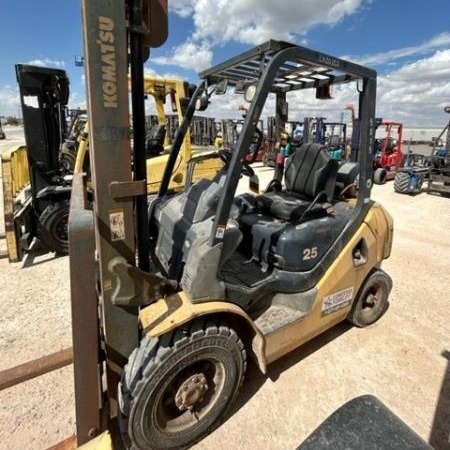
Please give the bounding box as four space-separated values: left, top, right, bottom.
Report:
321 287 354 316
215 225 226 239
109 209 125 241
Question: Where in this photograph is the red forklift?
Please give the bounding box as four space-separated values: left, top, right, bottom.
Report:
373 121 404 184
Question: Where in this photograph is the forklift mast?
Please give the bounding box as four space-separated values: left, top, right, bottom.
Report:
15 64 69 201
69 0 168 444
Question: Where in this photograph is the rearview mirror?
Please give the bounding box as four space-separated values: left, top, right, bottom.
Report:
195 96 209 111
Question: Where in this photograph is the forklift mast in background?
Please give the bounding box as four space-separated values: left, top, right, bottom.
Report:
432 106 450 154
15 65 69 201
1 65 72 261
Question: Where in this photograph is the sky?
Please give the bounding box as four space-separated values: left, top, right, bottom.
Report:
0 0 449 127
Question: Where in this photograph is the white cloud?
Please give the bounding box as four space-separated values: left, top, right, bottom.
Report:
195 49 450 128
153 40 213 71
376 49 450 125
157 1 450 128
143 67 186 80
26 58 66 68
345 32 450 66
0 86 20 117
291 50 450 127
169 0 196 18
172 0 363 46
160 0 363 73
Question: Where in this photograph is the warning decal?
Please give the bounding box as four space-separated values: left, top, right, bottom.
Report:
110 209 125 241
321 287 354 316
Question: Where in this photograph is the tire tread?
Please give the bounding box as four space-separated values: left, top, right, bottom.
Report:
118 319 246 449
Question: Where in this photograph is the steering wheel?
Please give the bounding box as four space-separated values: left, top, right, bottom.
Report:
218 149 254 177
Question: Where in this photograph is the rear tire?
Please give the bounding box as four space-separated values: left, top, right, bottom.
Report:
118 319 247 450
347 270 392 327
374 168 387 185
38 200 70 254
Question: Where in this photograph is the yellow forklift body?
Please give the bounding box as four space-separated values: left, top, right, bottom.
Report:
1 145 30 262
264 203 393 364
139 203 393 368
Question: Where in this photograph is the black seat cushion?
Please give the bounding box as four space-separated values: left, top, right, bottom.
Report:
256 191 327 221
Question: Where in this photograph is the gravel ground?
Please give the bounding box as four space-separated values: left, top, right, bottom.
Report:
0 134 449 449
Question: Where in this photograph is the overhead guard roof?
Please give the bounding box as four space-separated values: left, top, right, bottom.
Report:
200 40 376 93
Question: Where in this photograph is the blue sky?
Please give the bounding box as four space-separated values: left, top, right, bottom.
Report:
1 0 449 126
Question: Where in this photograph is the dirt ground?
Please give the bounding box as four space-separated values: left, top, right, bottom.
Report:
0 132 449 449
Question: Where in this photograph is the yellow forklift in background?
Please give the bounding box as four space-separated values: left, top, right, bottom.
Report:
70 1 394 449
141 76 220 192
1 69 219 262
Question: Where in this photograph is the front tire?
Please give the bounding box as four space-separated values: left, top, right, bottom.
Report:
119 319 247 450
347 270 392 327
38 200 70 254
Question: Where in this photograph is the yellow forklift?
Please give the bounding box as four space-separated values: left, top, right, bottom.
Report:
1 69 218 262
70 1 394 448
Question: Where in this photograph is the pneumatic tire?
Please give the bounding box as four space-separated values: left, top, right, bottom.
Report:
60 148 77 174
38 200 70 254
394 170 411 193
347 270 392 328
118 319 247 450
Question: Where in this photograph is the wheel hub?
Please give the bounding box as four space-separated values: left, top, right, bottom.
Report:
175 373 209 411
364 292 378 309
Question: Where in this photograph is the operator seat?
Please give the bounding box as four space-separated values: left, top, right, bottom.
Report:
256 143 339 222
234 143 341 272
145 124 166 157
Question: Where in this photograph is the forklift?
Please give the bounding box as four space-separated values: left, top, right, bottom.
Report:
60 109 88 173
305 118 347 160
425 106 450 195
373 121 404 184
1 68 220 262
70 2 394 449
1 64 72 260
320 122 347 160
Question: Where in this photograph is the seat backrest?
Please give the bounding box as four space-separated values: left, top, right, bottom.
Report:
284 143 339 201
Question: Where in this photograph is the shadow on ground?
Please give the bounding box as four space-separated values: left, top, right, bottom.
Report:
429 350 450 449
228 321 353 419
21 241 65 268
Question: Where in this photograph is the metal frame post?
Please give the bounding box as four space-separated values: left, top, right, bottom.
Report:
80 0 139 397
